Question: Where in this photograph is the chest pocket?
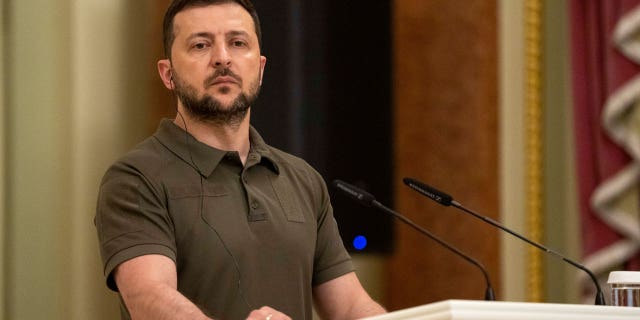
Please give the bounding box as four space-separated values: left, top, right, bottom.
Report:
269 176 306 223
166 183 230 227
168 184 230 199
166 183 233 250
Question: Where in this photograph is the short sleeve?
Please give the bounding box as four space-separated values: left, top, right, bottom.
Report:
312 173 354 286
94 162 176 291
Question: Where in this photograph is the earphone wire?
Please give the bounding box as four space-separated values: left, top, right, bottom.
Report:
170 71 253 310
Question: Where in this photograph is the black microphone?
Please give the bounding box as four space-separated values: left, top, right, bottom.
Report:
332 179 496 301
403 177 606 306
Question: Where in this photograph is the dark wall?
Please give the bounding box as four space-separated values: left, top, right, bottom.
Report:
252 0 393 253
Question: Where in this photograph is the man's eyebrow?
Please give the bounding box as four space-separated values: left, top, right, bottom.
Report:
226 30 250 38
186 32 214 41
185 30 250 41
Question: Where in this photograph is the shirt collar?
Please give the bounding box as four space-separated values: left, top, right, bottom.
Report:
153 119 279 177
248 125 280 174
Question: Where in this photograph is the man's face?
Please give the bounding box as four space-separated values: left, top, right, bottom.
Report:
169 3 266 123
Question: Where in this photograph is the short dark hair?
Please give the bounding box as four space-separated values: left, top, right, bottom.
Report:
162 0 262 58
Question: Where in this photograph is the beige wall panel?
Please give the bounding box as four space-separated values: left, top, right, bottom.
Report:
69 1 156 318
498 0 527 302
5 0 73 318
388 0 499 310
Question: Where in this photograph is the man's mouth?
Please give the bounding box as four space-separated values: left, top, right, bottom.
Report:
210 76 239 86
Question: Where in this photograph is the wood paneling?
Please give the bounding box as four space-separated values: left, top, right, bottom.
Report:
149 0 175 130
388 0 499 310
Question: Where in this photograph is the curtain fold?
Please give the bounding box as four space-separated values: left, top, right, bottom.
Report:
570 0 640 300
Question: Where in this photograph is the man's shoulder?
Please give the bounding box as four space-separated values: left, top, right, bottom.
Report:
261 145 329 191
102 136 174 182
119 136 168 166
264 145 316 173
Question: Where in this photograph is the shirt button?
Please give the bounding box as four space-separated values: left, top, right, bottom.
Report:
251 202 259 209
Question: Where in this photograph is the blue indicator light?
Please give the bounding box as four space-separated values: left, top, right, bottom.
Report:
353 235 367 250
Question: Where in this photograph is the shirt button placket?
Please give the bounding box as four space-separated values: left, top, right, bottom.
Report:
242 172 254 213
241 171 248 184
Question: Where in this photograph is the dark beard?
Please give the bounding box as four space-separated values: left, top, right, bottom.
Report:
173 69 260 127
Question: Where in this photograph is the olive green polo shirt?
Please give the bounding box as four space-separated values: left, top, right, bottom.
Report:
95 119 353 320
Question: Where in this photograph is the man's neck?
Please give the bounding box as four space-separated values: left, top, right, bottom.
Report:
174 110 252 165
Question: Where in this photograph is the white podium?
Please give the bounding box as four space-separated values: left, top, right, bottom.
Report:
361 299 640 320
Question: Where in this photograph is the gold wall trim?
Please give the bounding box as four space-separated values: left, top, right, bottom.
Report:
0 0 5 317
525 0 545 302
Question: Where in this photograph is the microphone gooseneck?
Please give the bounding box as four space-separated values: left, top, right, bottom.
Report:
332 179 496 301
403 177 606 306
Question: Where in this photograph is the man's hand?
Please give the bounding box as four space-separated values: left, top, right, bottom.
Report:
245 306 291 320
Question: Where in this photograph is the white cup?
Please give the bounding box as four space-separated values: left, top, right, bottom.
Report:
608 271 640 307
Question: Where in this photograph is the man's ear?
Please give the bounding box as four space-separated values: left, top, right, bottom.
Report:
259 55 267 85
158 59 174 90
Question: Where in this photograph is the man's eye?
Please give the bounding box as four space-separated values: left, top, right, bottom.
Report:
232 40 247 47
194 43 208 50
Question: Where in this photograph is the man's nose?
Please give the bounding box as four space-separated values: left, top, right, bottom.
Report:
212 44 232 67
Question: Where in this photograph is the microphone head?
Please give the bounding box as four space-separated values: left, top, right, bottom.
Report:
403 177 453 206
331 180 376 207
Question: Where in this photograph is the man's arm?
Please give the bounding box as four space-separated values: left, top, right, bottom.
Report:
313 272 386 320
114 254 212 320
115 254 293 320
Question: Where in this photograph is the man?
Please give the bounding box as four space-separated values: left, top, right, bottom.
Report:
94 0 386 319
